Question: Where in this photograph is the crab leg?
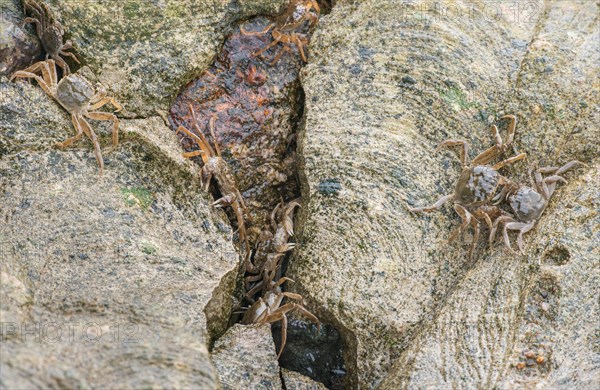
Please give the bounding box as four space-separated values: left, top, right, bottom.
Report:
254 38 282 59
89 96 122 112
269 46 291 65
182 151 203 158
503 220 536 252
59 49 81 65
10 71 53 96
53 56 70 75
473 125 502 165
294 35 308 62
56 115 84 148
23 17 43 36
76 116 104 174
492 152 526 170
86 112 120 147
448 204 472 243
468 217 480 259
188 104 216 159
501 114 517 145
10 60 57 95
46 59 58 87
240 23 275 36
435 139 470 167
408 194 453 213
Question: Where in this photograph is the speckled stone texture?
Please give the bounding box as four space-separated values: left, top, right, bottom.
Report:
44 0 287 117
0 78 239 388
212 324 282 390
281 368 328 390
287 0 599 388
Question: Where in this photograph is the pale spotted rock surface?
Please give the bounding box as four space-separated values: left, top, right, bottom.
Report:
288 0 599 388
1 0 292 387
0 78 238 389
212 324 282 390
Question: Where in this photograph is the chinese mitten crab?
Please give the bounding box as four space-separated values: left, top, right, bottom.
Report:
490 161 585 252
176 105 251 255
241 0 320 64
245 200 300 300
409 115 526 258
241 278 320 358
23 0 80 74
10 59 122 174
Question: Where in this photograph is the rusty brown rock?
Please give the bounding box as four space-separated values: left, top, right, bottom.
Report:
169 17 307 242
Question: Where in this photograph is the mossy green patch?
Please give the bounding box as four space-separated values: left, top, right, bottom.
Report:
142 243 158 255
121 186 154 209
440 86 480 111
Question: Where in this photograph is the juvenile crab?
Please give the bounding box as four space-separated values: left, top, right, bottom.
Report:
490 161 585 252
176 105 251 254
409 115 526 258
11 59 122 174
22 0 80 74
245 200 300 300
241 278 320 358
241 0 320 64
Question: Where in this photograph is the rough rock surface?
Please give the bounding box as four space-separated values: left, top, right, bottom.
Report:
45 0 287 117
281 368 328 390
0 0 42 75
288 0 599 388
211 324 282 390
0 78 239 388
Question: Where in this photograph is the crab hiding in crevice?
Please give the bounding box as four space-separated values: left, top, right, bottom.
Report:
241 0 320 64
241 277 320 359
22 0 80 74
176 104 252 256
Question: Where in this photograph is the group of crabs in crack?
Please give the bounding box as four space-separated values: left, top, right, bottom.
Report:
409 115 584 259
10 0 322 359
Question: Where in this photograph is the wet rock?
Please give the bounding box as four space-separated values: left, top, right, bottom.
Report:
0 78 240 388
0 0 43 75
287 0 599 388
170 15 306 240
46 0 288 117
281 368 328 390
212 324 282 390
274 319 345 389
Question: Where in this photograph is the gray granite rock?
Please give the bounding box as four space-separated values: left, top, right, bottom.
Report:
0 78 239 389
212 324 282 390
287 0 599 388
281 368 328 390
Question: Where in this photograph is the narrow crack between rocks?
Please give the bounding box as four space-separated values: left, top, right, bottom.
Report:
168 2 346 388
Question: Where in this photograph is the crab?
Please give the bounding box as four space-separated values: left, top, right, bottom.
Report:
176 104 251 254
10 59 122 174
244 200 300 300
241 0 320 64
490 161 585 252
22 0 80 74
241 278 320 358
408 115 527 258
